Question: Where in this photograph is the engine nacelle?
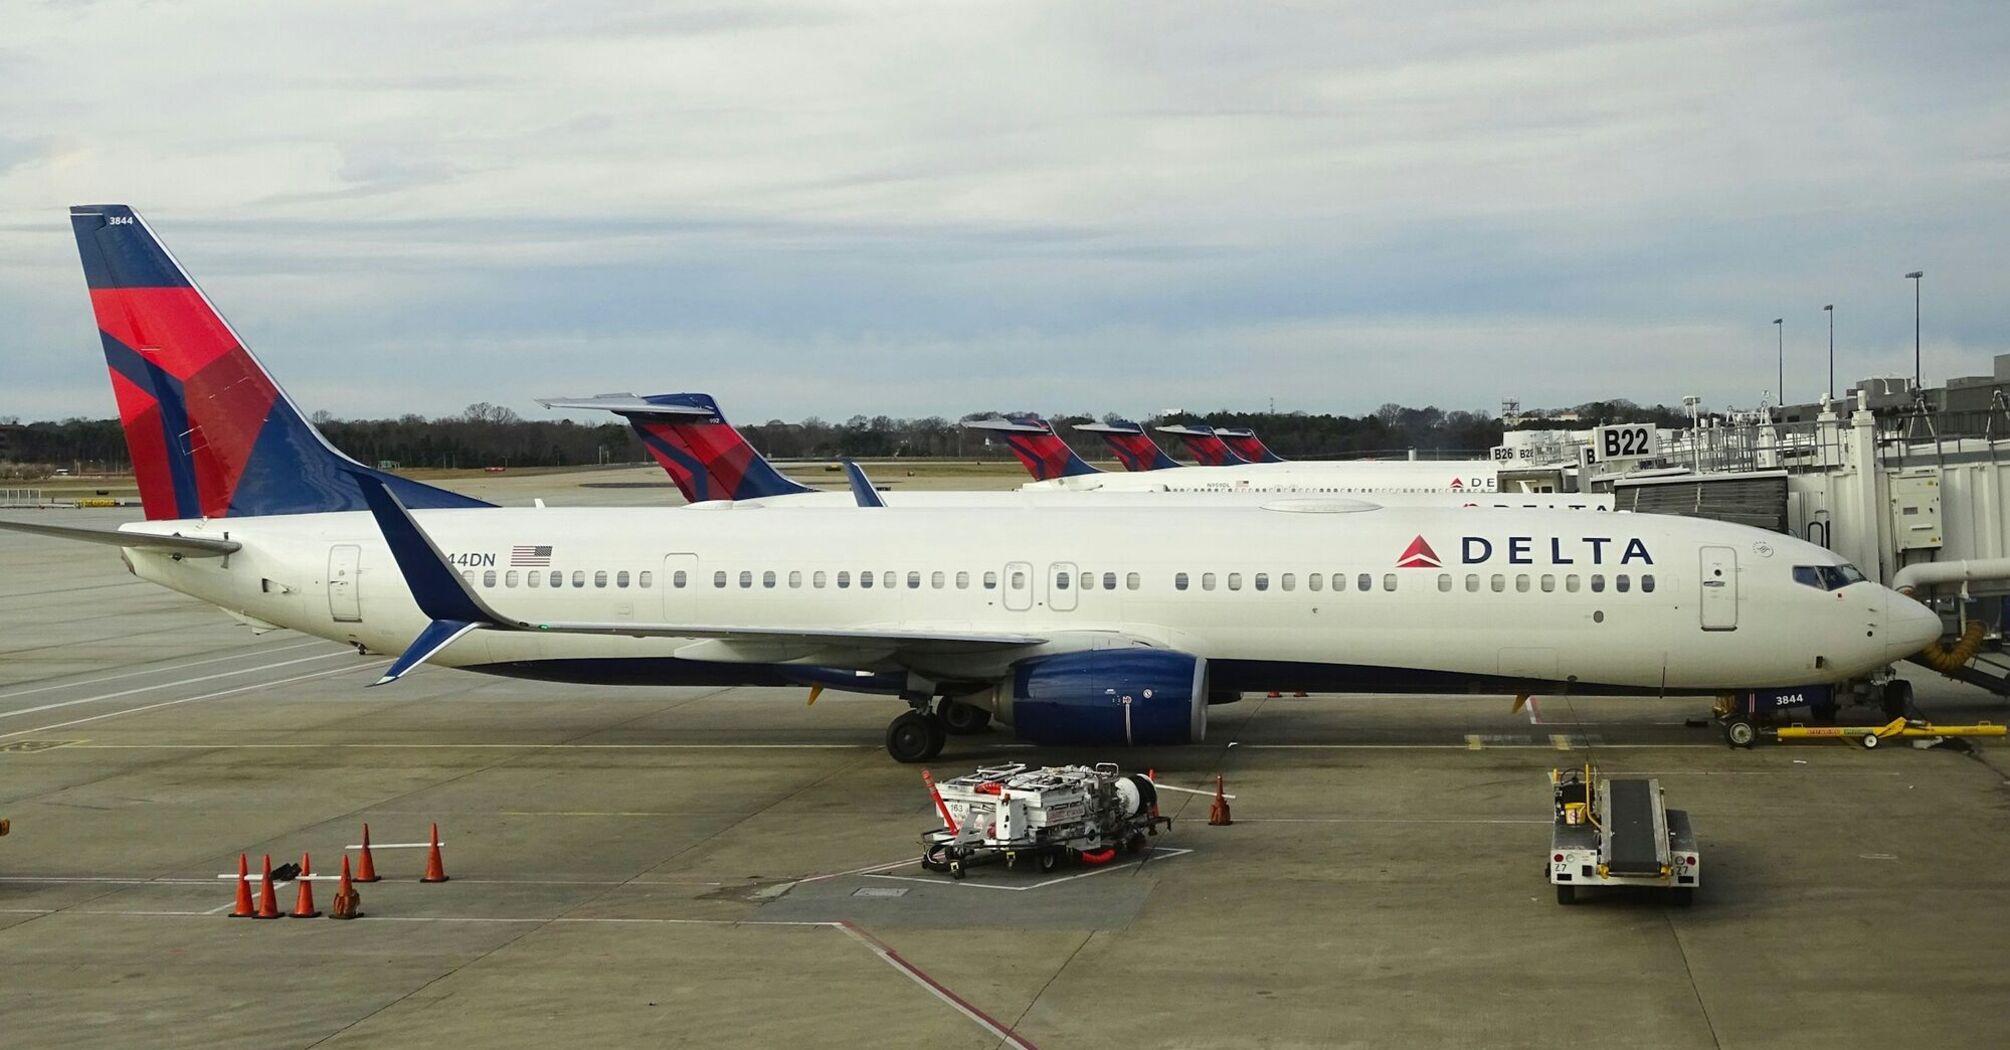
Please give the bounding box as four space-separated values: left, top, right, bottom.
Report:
982 649 1207 747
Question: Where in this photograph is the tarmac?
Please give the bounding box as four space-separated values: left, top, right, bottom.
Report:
3 470 2008 1049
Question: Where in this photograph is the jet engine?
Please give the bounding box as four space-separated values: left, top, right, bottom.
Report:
978 649 1208 747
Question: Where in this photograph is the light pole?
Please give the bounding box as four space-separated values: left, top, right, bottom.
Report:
1773 318 1784 409
1823 304 1834 401
1905 271 1924 397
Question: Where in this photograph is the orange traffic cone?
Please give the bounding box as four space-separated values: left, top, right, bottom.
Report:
1208 774 1233 826
330 855 362 920
226 853 255 918
1292 691 1308 698
253 853 282 918
420 822 449 883
1146 769 1161 820
355 823 380 883
289 852 321 918
1266 691 1282 698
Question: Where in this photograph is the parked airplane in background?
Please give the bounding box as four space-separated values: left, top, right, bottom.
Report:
538 392 815 503
1157 423 1246 466
6 206 1940 766
1075 419 1183 472
1215 427 1287 464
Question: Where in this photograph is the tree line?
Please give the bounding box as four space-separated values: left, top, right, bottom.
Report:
0 399 1694 477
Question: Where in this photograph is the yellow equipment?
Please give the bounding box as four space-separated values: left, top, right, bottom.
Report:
1774 717 2005 750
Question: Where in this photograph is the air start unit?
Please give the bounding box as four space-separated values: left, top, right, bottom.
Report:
1548 764 1699 905
920 763 1170 879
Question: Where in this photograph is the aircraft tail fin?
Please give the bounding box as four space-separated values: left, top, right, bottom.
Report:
1074 420 1181 471
962 415 1100 481
69 205 489 520
1156 424 1248 466
1216 427 1286 463
538 392 816 503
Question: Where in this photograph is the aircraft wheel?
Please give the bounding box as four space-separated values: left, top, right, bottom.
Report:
1881 680 1914 719
1724 718 1757 749
938 700 992 735
886 711 939 763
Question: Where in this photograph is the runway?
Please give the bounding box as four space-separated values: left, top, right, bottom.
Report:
3 504 2010 1049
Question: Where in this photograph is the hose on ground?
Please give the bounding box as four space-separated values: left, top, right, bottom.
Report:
1916 619 1986 674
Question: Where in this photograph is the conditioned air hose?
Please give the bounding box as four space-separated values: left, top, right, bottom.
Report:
1916 619 1987 674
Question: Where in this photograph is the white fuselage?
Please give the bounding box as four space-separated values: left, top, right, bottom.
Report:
1021 459 1507 495
117 503 1931 696
733 490 1613 511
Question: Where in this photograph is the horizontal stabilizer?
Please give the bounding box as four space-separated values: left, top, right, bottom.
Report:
536 393 717 418
0 519 241 556
374 619 481 686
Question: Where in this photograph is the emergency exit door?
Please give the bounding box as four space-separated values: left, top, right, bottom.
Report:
1699 546 1737 630
328 545 361 622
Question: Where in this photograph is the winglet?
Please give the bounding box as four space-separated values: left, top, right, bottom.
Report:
840 458 886 507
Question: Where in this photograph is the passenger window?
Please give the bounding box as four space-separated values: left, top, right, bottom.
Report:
1616 574 1630 593
596 571 609 589
1642 574 1656 593
1103 572 1117 591
639 571 652 588
1566 574 1581 593
1515 575 1530 593
1055 572 1071 591
883 571 895 589
861 572 874 589
1590 574 1606 593
1490 574 1505 593
931 571 945 589
505 570 519 588
1307 573 1323 592
1079 572 1093 591
1010 571 1025 589
1227 573 1242 591
482 570 497 588
788 570 802 588
762 570 776 589
1126 572 1140 590
461 571 473 583
956 571 970 589
573 571 587 588
814 570 827 588
1281 573 1295 592
908 571 921 589
1254 573 1268 592
1331 574 1346 592
617 571 631 589
837 571 851 589
1382 573 1396 592
1176 572 1190 591
737 571 751 589
1357 573 1372 592
983 572 997 590
1466 574 1480 593
1540 574 1555 593
528 570 542 589
1202 573 1217 591
550 571 563 588
1437 574 1452 593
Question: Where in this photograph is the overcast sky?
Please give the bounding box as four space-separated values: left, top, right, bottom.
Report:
2 1 2005 424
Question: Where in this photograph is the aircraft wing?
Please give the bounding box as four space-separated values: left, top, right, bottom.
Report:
0 519 242 556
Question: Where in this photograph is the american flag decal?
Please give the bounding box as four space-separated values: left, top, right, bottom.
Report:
510 545 553 567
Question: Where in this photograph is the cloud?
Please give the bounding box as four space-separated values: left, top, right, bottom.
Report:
0 0 2004 423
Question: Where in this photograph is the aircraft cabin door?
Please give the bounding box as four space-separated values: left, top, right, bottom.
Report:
1699 545 1737 630
1049 562 1078 612
328 545 361 623
1003 561 1034 612
662 554 698 616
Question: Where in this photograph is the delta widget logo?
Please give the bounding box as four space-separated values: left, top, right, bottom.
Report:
1396 536 1441 568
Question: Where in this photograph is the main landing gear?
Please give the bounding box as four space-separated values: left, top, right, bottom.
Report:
885 698 994 762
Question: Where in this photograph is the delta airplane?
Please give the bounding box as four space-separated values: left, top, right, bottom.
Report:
971 415 1520 497
1075 419 1184 472
545 394 1614 512
3 206 1941 767
1157 423 1249 466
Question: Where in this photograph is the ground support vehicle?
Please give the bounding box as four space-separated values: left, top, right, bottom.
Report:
920 763 1169 879
1549 764 1698 905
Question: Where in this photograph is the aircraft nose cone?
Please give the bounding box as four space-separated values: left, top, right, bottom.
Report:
1887 590 1944 659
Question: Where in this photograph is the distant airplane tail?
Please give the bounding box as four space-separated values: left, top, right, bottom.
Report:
68 205 490 520
1074 420 1181 471
537 392 816 502
962 415 1101 481
1156 424 1248 466
1216 427 1286 463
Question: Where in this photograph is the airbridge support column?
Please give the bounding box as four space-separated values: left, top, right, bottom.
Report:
1847 397 1893 585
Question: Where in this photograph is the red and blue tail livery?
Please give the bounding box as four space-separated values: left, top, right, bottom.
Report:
962 414 1101 481
71 205 488 521
537 393 815 503
1074 419 1181 471
1156 424 1248 467
1216 427 1286 464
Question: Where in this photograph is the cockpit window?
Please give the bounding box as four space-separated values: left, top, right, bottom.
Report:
1794 564 1867 591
